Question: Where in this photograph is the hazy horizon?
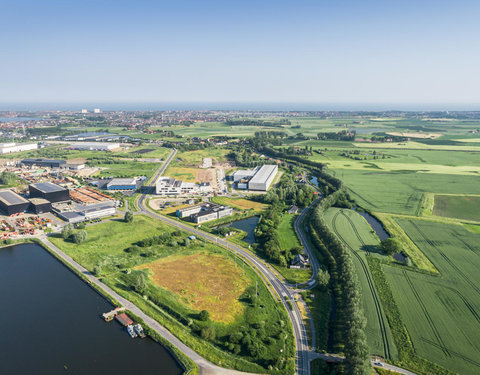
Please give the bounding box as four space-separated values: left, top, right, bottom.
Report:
1 101 480 112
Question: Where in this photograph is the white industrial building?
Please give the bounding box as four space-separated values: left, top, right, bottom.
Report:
230 164 278 191
155 177 211 196
55 202 116 223
248 165 278 191
0 142 38 155
68 142 120 151
177 203 233 223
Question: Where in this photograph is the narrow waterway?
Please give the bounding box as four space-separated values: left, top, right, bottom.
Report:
0 243 183 375
356 211 390 241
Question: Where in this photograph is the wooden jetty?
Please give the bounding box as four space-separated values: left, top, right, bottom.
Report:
102 307 126 322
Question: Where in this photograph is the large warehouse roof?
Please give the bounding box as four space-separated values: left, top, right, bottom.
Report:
22 158 66 165
0 190 29 206
107 178 136 186
248 165 278 185
31 182 67 193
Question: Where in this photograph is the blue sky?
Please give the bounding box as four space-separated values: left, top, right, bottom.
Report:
1 0 480 107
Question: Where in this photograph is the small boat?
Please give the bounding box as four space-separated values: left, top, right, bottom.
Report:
134 324 146 338
127 325 137 338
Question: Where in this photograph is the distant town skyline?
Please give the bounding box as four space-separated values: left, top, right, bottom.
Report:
1 0 480 105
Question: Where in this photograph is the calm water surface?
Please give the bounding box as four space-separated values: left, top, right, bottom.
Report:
0 243 183 375
356 211 390 241
223 216 259 244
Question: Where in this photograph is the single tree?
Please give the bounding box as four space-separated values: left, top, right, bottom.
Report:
61 223 74 240
316 268 330 290
124 210 134 223
72 230 87 244
381 238 402 256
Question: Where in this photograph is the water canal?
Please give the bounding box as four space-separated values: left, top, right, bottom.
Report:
0 243 183 375
355 211 390 241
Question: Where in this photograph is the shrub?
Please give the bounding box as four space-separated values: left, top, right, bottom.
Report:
198 310 210 321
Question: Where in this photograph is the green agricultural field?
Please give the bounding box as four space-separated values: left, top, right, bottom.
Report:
353 141 480 151
277 214 301 252
324 208 397 360
464 223 480 234
383 219 480 375
433 194 480 222
332 169 480 215
50 214 295 373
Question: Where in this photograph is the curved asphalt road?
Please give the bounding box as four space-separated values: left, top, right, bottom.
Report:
137 148 311 375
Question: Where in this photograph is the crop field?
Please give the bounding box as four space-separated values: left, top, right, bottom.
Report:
277 214 301 252
324 208 397 359
323 160 480 175
210 196 267 211
331 169 480 215
353 141 480 151
138 252 250 323
383 219 480 375
433 194 480 222
464 223 480 234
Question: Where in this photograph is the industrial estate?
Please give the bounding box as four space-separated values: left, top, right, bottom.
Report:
1 109 479 375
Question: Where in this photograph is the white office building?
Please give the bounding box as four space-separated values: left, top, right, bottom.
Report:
155 177 211 196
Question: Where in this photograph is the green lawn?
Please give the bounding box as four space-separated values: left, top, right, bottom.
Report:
277 214 301 251
433 195 480 222
49 215 175 271
382 219 480 375
324 208 397 360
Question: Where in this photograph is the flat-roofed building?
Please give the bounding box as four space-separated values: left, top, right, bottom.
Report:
231 168 258 183
28 198 52 214
248 165 278 191
0 143 37 155
229 164 278 191
0 189 30 215
68 142 120 151
185 203 233 224
106 178 137 190
21 158 66 169
29 182 70 203
155 177 208 196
